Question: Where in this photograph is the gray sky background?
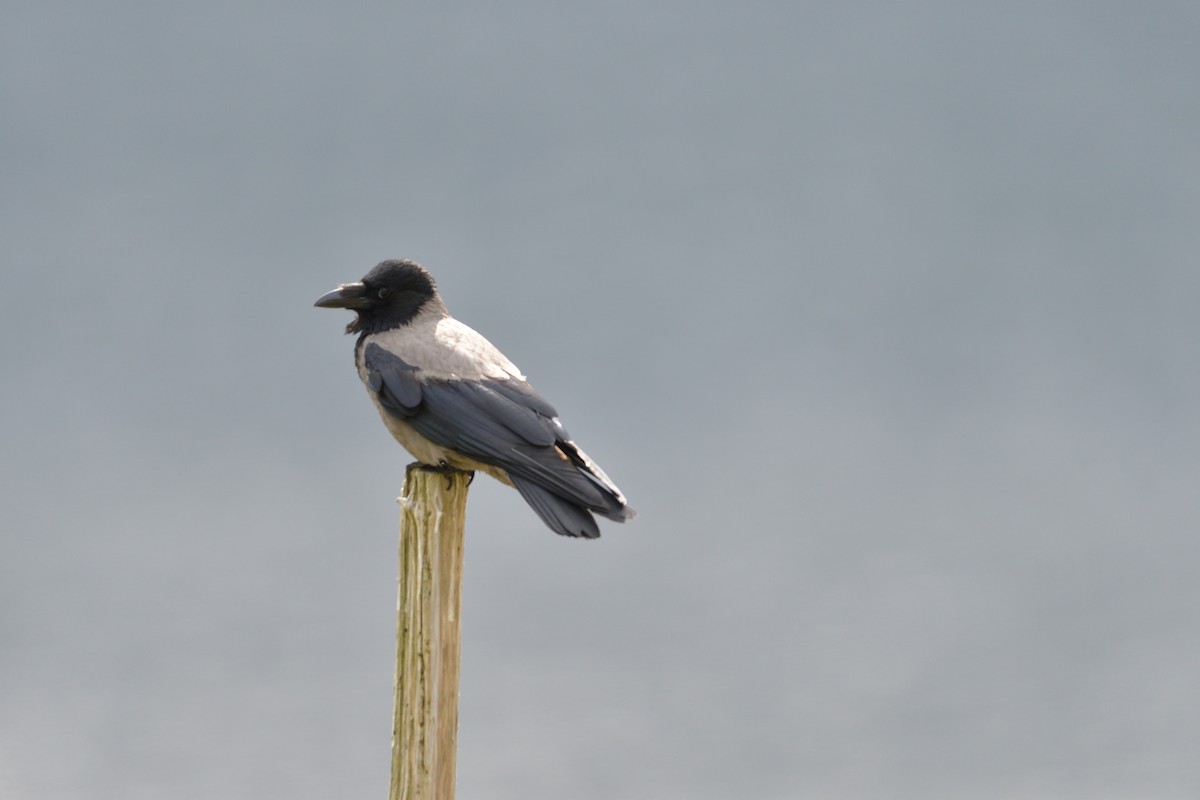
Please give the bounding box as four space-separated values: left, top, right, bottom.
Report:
3 2 1199 798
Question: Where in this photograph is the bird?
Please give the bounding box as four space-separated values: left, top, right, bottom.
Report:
315 259 635 538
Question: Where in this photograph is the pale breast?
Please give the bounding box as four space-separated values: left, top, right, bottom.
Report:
354 308 519 486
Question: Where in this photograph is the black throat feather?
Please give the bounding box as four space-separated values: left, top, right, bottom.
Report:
345 291 428 336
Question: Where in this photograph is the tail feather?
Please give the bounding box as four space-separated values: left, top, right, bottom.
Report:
511 476 601 539
558 440 636 522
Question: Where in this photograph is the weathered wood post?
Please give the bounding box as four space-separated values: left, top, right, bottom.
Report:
389 464 472 800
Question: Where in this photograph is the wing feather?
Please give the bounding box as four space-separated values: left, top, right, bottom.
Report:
362 342 633 530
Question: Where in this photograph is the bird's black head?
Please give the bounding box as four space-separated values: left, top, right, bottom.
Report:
314 259 439 335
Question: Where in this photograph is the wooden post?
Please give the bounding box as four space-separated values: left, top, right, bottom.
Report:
389 464 472 800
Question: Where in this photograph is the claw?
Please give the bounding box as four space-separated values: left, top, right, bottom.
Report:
413 460 465 490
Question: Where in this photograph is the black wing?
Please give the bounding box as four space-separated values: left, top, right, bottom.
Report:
363 343 630 537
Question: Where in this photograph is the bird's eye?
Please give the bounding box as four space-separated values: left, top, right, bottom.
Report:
377 288 391 300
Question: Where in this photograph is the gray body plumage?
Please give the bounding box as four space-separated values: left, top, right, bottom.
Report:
317 259 634 538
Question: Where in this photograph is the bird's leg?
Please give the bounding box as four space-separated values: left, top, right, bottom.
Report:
412 460 468 490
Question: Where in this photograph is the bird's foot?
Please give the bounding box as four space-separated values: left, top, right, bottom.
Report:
412 460 472 490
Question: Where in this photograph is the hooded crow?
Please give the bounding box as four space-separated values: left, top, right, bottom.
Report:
315 259 635 538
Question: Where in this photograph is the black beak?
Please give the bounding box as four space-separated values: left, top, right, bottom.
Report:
314 281 370 309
